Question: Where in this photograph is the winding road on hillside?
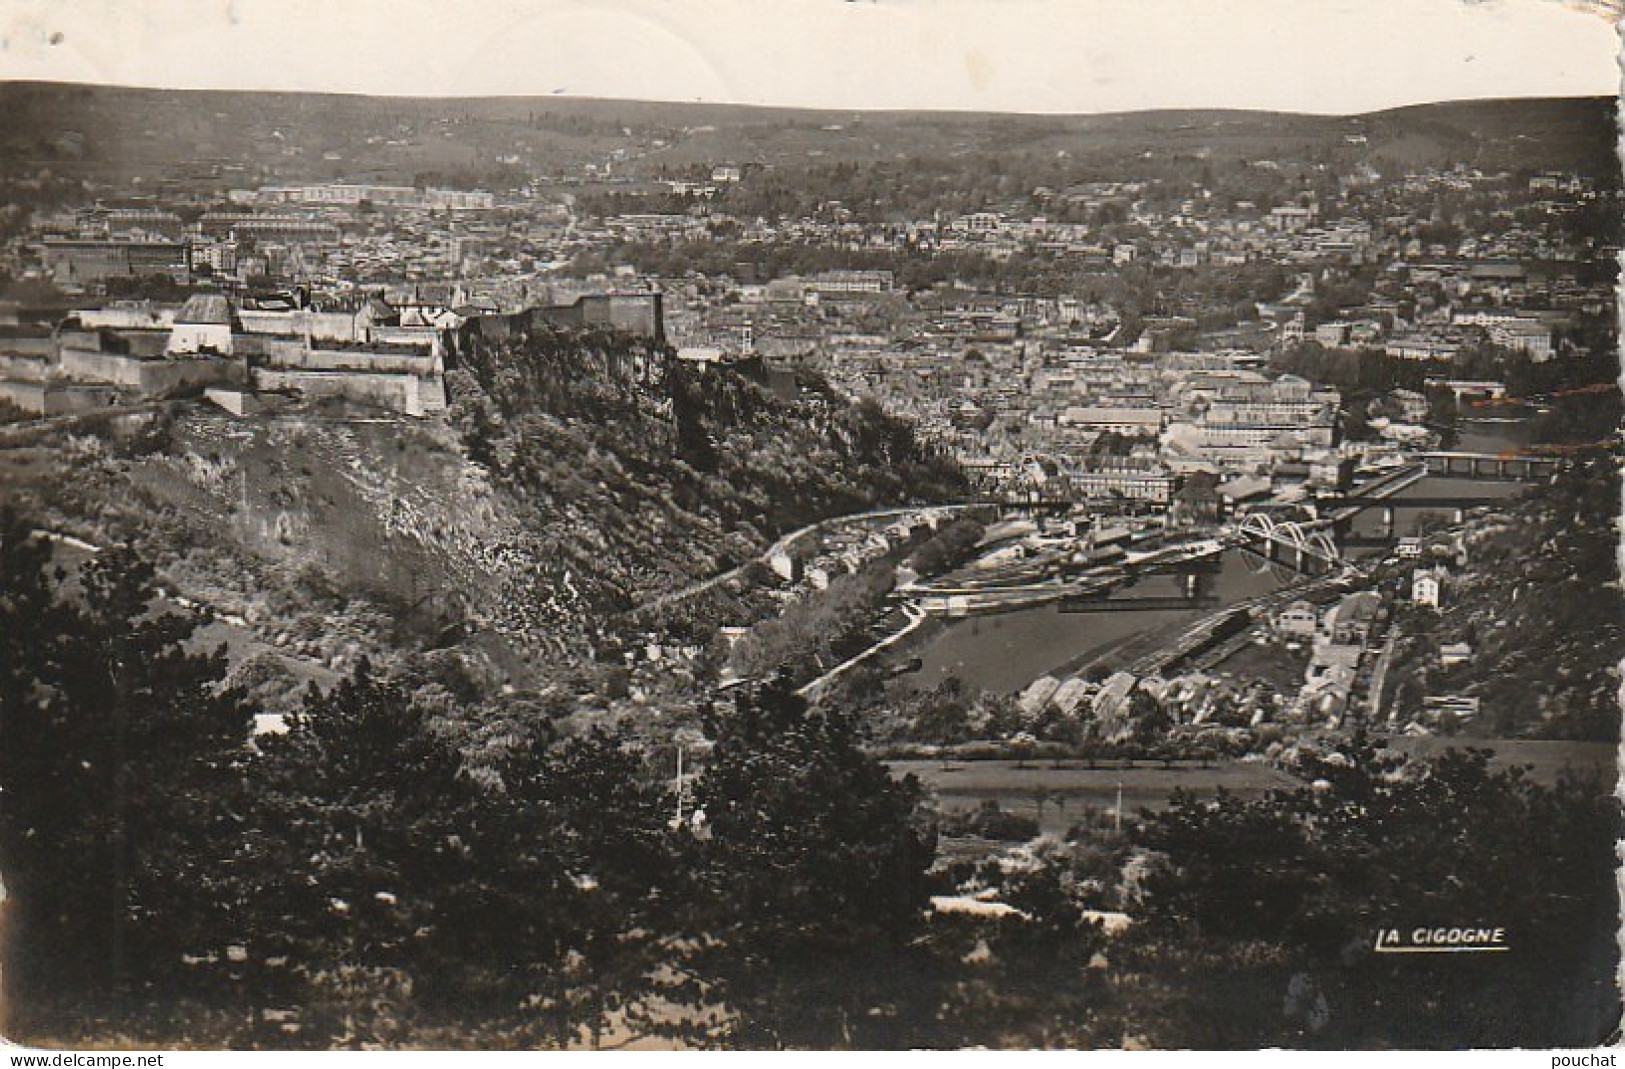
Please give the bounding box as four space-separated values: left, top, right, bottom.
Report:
629 502 982 617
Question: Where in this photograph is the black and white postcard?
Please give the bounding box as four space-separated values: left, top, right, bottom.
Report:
0 0 1618 1053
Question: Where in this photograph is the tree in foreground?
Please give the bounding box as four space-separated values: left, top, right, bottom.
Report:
239 665 681 1049
1104 740 1621 1048
675 670 941 1048
0 513 253 1038
925 846 1116 1048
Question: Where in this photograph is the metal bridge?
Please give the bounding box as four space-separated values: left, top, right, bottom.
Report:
1234 543 1319 584
1327 455 1537 537
1232 511 1342 571
1336 462 1428 505
1421 451 1560 480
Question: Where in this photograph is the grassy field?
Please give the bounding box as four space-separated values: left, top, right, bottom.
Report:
890 757 1302 834
1383 736 1616 783
893 737 1617 837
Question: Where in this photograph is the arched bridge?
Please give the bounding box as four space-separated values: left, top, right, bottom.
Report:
1233 512 1341 572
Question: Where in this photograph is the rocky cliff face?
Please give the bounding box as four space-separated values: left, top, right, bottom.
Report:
1384 456 1622 741
18 324 964 690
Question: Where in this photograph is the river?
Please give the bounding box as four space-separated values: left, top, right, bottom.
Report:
1341 475 1527 543
908 418 1538 695
1456 412 1537 454
909 550 1292 693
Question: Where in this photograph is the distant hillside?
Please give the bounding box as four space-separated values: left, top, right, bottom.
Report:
0 81 1614 191
1357 96 1620 177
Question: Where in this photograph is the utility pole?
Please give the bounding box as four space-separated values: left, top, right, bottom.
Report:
110 636 130 1023
672 744 685 830
1115 781 1123 835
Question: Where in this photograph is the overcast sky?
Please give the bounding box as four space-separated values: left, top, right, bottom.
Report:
0 0 1618 115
